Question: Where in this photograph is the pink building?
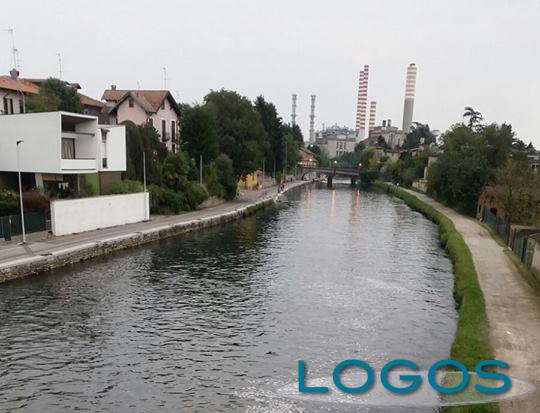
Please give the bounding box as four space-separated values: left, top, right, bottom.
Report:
102 87 181 152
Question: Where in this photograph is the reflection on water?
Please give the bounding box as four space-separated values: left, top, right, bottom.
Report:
0 183 456 412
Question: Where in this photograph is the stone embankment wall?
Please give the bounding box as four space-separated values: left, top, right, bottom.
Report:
0 182 308 283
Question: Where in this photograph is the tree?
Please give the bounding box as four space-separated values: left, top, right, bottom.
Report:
403 122 436 149
162 152 192 191
494 159 539 225
27 78 83 113
463 106 484 132
181 104 220 165
483 123 514 169
214 154 237 199
254 96 283 174
123 122 168 185
282 133 300 172
205 89 267 178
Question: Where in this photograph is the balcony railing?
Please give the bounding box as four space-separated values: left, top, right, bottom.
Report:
61 158 97 171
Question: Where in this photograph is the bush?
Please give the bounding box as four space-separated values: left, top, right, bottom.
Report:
108 180 144 194
0 189 18 203
0 200 19 216
215 154 237 200
203 164 226 198
160 188 188 214
22 191 50 215
185 182 209 210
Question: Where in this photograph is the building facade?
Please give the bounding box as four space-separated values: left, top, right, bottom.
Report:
102 87 181 152
0 111 126 195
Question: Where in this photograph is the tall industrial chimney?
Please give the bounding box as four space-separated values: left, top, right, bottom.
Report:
291 94 297 126
309 95 316 143
355 65 369 140
402 63 417 134
368 101 376 134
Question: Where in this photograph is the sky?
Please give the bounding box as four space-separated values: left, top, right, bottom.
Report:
2 0 539 144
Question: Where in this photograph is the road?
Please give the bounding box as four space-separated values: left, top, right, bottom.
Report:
404 189 540 412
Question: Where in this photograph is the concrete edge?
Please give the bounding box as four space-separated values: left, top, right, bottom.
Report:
0 181 310 283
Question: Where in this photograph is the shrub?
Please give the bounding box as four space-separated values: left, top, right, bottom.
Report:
108 180 144 194
185 182 209 210
0 189 18 203
22 191 50 215
0 201 19 216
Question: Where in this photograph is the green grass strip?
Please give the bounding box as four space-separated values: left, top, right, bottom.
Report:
374 182 499 413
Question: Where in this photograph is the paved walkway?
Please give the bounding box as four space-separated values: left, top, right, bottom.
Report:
0 181 303 273
404 189 540 412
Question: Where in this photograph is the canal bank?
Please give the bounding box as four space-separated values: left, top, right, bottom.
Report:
0 180 311 283
378 182 540 413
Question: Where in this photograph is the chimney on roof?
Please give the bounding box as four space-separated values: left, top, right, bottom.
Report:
382 120 387 127
111 85 117 90
9 68 19 80
388 119 392 127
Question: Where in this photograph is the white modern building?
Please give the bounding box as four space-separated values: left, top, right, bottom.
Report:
314 124 357 158
0 111 126 195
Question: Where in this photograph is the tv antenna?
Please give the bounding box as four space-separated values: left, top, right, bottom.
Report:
7 28 20 69
57 53 63 79
162 67 168 89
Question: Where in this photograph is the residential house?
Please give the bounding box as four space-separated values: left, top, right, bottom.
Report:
0 69 39 115
298 147 318 167
1 69 105 117
0 111 126 196
102 86 181 152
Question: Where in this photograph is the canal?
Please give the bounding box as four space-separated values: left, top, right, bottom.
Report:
0 183 456 412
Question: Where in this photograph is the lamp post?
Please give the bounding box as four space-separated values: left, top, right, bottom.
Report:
16 140 26 244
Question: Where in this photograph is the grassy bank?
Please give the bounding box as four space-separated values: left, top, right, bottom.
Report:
375 182 498 413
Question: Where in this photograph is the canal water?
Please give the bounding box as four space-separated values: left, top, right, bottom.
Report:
0 183 456 412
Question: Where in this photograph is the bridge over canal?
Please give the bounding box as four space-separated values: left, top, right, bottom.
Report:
299 165 361 187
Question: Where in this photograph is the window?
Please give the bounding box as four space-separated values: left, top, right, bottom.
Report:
18 99 24 113
161 119 167 142
128 97 134 108
62 138 76 159
161 100 165 110
171 120 176 142
148 118 153 127
3 97 14 114
101 135 108 168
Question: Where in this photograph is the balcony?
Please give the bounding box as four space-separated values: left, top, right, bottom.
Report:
61 158 97 172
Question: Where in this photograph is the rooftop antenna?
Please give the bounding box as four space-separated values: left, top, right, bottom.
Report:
7 28 20 70
57 53 63 79
162 67 168 89
137 80 141 90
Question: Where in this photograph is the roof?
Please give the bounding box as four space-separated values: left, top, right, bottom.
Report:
300 147 316 156
104 89 180 115
0 76 40 94
79 93 104 108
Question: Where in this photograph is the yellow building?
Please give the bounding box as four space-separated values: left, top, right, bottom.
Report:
238 170 263 190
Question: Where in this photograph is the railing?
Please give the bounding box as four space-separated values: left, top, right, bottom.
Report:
0 212 47 241
483 209 509 241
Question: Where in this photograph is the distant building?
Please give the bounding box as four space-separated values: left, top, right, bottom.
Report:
364 119 406 148
298 147 318 167
313 124 357 158
102 86 181 153
0 111 126 195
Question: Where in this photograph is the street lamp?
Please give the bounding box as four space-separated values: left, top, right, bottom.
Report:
16 140 26 244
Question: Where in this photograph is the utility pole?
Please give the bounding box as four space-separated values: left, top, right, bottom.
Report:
143 151 148 221
262 159 265 189
16 140 26 244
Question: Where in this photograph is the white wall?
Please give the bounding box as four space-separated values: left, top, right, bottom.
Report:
0 111 61 173
98 124 126 172
51 192 149 236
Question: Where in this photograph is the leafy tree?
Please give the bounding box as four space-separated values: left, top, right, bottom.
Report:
123 122 167 185
441 124 485 152
282 123 304 146
483 123 514 169
205 89 267 178
427 148 490 215
307 145 321 155
337 151 362 168
494 158 540 225
161 152 193 192
214 154 237 199
254 96 284 174
282 133 300 172
181 104 219 165
403 122 436 149
463 106 484 132
27 78 83 113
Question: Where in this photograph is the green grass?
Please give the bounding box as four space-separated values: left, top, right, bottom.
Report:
374 182 499 413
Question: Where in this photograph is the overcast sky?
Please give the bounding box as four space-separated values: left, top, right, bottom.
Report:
2 0 539 144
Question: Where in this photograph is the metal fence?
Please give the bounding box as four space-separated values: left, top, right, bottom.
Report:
483 209 509 241
0 212 47 241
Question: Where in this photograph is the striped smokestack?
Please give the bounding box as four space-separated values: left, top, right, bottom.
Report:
368 101 376 133
402 63 417 133
355 65 369 136
309 95 316 143
291 94 297 125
